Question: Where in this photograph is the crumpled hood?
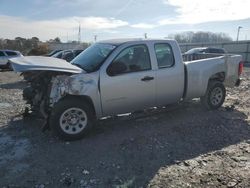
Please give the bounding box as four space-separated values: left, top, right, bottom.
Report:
9 56 83 74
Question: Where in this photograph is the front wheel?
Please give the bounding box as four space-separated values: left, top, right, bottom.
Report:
200 81 226 110
49 98 94 141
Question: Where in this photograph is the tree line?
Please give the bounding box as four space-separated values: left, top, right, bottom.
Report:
168 31 233 43
0 37 62 55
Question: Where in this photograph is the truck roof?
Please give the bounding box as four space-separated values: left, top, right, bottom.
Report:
99 38 176 46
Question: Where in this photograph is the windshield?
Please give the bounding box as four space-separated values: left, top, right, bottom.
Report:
71 43 117 72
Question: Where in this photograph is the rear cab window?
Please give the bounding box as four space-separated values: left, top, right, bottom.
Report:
154 43 175 68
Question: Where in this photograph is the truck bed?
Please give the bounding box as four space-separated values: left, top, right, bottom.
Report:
184 54 242 100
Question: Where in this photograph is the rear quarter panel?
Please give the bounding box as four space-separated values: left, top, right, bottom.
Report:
184 56 235 99
184 54 242 100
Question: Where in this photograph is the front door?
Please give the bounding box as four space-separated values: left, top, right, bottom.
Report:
100 44 156 116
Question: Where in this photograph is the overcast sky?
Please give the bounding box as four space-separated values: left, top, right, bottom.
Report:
0 0 250 42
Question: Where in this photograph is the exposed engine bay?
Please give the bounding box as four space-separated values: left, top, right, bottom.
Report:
22 71 71 130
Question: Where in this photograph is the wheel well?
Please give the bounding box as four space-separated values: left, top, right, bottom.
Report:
60 95 96 118
209 72 225 82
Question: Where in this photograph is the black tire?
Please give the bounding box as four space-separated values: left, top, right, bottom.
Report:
49 98 94 141
200 81 226 110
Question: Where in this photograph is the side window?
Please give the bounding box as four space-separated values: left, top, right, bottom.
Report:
107 45 151 76
154 44 175 68
63 52 74 62
5 51 17 56
0 51 5 57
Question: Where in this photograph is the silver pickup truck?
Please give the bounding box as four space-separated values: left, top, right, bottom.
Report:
10 39 243 140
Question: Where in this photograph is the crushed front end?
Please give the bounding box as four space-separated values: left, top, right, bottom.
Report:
22 71 72 130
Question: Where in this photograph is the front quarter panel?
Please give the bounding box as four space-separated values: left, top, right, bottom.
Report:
49 72 102 118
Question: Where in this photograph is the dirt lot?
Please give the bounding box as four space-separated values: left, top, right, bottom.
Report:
0 69 249 188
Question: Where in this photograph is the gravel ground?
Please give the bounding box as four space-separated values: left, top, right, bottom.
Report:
0 69 249 188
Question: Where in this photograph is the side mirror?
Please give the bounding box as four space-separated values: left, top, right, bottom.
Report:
107 61 127 76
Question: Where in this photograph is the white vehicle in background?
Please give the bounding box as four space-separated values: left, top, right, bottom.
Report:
0 50 23 69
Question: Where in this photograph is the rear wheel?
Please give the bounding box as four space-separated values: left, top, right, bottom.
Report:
200 81 226 110
50 98 94 141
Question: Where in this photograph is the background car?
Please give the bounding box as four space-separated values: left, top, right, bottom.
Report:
52 49 83 62
45 49 63 57
0 50 23 69
184 47 227 55
183 47 227 61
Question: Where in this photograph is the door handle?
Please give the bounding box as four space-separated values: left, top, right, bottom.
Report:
141 76 154 81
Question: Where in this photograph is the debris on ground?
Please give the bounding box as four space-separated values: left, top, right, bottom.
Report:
0 69 249 187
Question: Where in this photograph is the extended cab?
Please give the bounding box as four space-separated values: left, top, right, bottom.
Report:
10 39 243 140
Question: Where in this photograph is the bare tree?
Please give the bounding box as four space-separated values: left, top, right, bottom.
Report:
169 31 232 43
0 37 46 55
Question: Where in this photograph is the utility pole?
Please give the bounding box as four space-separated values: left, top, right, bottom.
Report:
237 26 242 41
78 23 81 43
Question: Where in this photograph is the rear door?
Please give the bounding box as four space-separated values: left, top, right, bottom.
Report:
100 44 156 116
153 42 185 106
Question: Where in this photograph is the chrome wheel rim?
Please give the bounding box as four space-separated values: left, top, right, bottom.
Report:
59 108 87 135
210 87 223 106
